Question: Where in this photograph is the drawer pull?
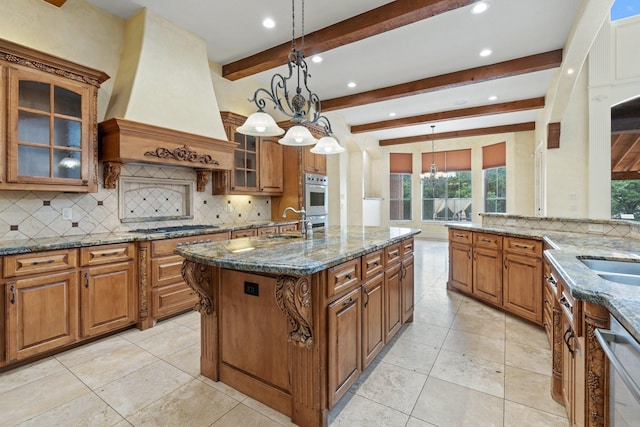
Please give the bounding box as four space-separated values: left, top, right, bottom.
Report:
372 261 380 266
545 275 557 285
345 273 353 280
100 251 120 257
363 289 369 308
31 259 55 266
481 238 492 243
454 233 465 238
563 328 575 356
84 271 89 289
10 285 15 304
514 243 531 249
342 297 355 307
559 295 571 309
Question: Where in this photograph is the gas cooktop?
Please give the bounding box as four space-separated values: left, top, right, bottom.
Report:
129 225 218 234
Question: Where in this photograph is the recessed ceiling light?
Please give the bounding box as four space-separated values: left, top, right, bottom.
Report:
347 82 356 89
311 55 323 63
389 112 396 117
488 95 498 101
262 18 275 29
471 2 489 14
480 49 492 57
567 68 574 75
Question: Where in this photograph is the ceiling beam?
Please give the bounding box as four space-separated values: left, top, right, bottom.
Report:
323 50 562 112
222 0 476 80
43 0 66 6
379 122 536 146
351 97 545 133
612 171 640 180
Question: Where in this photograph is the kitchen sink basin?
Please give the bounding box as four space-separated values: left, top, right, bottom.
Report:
578 258 640 286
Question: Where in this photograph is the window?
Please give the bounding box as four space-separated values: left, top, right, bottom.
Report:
484 167 506 212
611 179 640 220
389 153 412 221
421 149 472 221
483 142 506 213
390 173 412 220
611 0 640 21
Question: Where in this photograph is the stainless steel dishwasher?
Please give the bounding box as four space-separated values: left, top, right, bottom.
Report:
596 315 640 427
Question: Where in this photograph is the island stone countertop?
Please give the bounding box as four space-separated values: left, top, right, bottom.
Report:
0 220 298 256
446 222 640 342
175 225 421 276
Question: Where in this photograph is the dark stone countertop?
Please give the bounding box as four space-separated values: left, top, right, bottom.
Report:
175 226 421 276
446 222 640 342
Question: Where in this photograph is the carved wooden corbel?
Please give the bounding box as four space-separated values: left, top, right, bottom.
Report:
103 161 121 189
181 260 213 314
196 170 210 192
275 275 313 349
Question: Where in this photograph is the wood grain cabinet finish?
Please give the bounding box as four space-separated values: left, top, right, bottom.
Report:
401 253 415 324
328 287 362 408
448 232 473 294
0 39 108 193
503 251 543 324
303 144 326 175
362 272 384 369
80 243 136 338
231 228 257 239
384 262 402 342
278 223 298 233
257 226 278 236
472 233 503 306
327 258 361 300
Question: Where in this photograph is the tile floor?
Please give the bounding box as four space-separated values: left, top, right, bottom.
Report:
0 240 569 426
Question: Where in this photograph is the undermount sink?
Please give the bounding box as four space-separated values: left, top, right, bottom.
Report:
578 257 640 286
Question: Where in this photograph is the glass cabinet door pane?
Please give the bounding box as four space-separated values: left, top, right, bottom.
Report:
53 150 81 179
18 146 50 177
246 153 256 170
247 136 256 152
246 171 257 187
54 118 81 147
234 151 245 169
54 86 82 118
234 132 246 149
18 111 50 145
19 81 50 112
234 169 245 187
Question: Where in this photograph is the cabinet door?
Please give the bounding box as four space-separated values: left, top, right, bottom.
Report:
259 137 283 194
448 242 472 294
503 253 542 324
6 67 94 191
472 246 503 306
328 287 361 408
303 145 326 174
231 131 259 193
80 261 136 338
384 263 402 342
401 255 414 323
362 273 384 368
6 271 78 361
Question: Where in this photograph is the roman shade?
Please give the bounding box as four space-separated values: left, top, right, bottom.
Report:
390 153 413 173
421 149 470 172
482 142 506 169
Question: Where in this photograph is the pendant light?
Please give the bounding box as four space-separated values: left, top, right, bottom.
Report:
422 125 438 181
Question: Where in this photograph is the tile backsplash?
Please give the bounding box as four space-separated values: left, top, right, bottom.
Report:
0 164 272 241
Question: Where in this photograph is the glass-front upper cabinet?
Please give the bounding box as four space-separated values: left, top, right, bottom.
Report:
0 39 108 192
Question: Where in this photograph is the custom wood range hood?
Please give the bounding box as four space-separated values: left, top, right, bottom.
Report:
98 8 237 191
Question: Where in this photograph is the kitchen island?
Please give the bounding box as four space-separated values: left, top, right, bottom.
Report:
175 226 420 427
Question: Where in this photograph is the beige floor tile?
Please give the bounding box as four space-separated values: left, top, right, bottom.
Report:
198 375 249 402
96 360 193 418
67 342 159 389
55 335 133 368
352 361 427 414
329 393 409 427
0 370 90 426
211 404 282 427
457 299 506 322
442 329 505 364
505 340 552 375
430 349 505 398
504 365 566 417
397 321 449 348
172 309 201 330
164 342 201 377
380 337 440 375
242 397 298 426
118 318 180 343
405 417 438 427
16 392 124 427
127 379 239 426
412 377 504 427
0 357 65 394
450 312 506 340
506 315 549 350
504 400 570 427
134 324 200 359
412 305 458 328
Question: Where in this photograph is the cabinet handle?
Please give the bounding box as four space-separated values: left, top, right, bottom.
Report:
563 328 575 356
373 261 380 266
85 271 89 289
454 233 465 238
342 297 355 307
100 251 120 257
504 257 507 269
545 275 557 285
514 243 531 249
473 249 476 261
345 273 353 280
467 249 471 260
10 285 15 304
559 295 571 309
31 259 55 266
363 289 369 308
481 238 492 243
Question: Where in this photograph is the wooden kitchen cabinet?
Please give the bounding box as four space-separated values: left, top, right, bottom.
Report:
328 286 362 408
401 238 415 323
472 233 503 306
212 112 283 195
231 228 257 238
384 262 402 342
79 243 136 338
303 144 326 175
362 272 384 368
257 226 278 236
0 39 108 193
448 239 473 295
503 237 543 324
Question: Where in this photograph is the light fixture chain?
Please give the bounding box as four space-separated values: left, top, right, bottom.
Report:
301 0 305 53
291 0 296 51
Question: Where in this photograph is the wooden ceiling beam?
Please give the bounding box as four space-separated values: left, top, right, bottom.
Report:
379 122 535 146
222 0 476 80
612 171 640 180
323 50 562 112
351 97 545 133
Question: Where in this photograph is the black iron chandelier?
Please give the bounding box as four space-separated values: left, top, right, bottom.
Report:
236 0 344 154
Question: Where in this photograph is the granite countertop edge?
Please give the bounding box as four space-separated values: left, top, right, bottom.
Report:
446 222 640 342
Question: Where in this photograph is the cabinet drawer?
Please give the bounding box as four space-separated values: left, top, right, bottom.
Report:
80 243 134 266
258 226 278 236
473 233 502 250
362 250 384 280
449 229 472 245
152 255 186 288
278 223 298 233
232 228 257 239
503 237 542 257
327 259 361 300
559 285 582 337
152 282 197 319
384 243 401 267
4 249 77 278
401 238 414 257
151 232 229 257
